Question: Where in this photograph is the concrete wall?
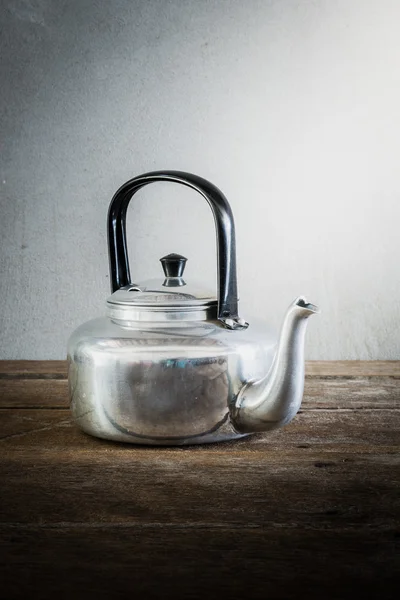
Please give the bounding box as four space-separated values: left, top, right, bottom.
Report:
1 0 400 359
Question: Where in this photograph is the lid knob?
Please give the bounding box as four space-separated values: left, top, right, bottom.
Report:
160 253 187 278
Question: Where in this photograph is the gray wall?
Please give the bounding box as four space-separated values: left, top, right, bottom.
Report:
1 0 400 360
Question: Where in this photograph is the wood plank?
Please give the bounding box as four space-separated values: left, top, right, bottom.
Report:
0 409 70 440
1 410 398 527
0 379 69 408
0 360 67 378
1 527 398 600
1 408 400 451
1 408 399 450
306 360 400 377
1 360 399 378
1 376 399 409
303 377 400 409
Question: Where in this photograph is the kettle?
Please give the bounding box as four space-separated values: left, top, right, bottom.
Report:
68 171 319 445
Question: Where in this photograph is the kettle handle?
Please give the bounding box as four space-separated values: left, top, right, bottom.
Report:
108 170 247 330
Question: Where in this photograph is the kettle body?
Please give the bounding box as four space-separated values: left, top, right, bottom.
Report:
68 171 318 445
68 314 275 445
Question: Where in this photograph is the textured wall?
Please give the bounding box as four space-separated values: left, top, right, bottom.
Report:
1 0 400 359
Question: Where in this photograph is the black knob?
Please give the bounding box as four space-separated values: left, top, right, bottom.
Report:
160 253 187 278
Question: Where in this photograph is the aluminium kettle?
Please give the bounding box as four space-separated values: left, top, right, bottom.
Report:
67 171 319 445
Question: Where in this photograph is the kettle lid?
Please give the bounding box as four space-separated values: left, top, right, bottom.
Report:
106 253 217 311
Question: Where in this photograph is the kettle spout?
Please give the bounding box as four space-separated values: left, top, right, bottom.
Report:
231 297 319 433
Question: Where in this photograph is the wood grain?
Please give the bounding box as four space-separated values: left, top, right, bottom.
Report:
0 379 68 408
0 376 397 409
0 360 68 377
1 410 399 527
1 361 399 409
2 527 398 600
0 361 399 599
1 359 400 378
305 360 400 377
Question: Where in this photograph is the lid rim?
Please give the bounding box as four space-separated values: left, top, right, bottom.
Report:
106 299 218 310
106 303 218 324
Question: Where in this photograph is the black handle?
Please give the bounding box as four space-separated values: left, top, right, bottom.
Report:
107 171 247 329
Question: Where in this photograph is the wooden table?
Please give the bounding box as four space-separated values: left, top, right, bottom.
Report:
1 361 399 599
